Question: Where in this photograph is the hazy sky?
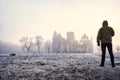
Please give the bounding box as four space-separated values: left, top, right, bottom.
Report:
0 0 120 46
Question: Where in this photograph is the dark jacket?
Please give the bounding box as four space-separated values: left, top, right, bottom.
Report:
97 26 115 44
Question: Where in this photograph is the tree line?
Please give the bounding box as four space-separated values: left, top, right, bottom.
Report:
19 31 93 54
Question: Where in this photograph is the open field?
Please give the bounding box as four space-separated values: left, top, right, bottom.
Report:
0 53 120 80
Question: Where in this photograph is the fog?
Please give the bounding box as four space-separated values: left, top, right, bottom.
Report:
0 0 120 53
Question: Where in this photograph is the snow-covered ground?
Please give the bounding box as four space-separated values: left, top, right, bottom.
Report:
0 53 120 80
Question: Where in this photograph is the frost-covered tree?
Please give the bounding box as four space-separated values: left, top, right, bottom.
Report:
35 35 43 53
52 31 65 53
52 31 58 53
79 34 88 53
19 37 33 53
79 34 93 53
66 32 75 53
57 33 63 53
59 38 67 53
44 40 51 53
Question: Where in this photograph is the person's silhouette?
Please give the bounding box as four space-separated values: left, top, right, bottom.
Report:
97 20 115 67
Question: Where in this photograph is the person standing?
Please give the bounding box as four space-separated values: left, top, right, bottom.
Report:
97 20 115 67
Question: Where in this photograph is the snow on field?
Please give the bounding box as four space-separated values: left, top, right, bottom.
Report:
0 53 120 80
